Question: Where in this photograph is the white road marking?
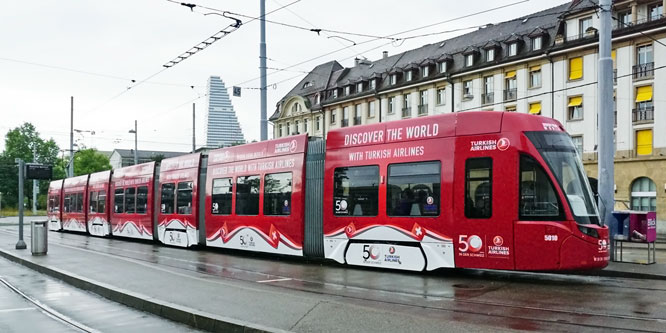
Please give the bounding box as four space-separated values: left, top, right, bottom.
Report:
257 278 292 283
0 307 36 313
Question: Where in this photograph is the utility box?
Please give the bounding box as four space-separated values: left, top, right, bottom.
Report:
31 220 48 255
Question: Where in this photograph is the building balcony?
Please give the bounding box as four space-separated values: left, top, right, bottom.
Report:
482 92 494 105
504 89 517 102
632 107 654 123
418 104 428 115
402 107 412 118
633 62 654 80
341 119 349 127
614 14 665 30
353 117 361 125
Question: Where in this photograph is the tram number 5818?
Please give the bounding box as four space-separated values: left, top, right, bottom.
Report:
544 234 558 241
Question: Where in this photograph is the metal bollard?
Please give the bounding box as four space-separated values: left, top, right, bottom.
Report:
30 220 48 255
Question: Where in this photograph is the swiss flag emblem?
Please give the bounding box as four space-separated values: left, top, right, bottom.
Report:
497 137 510 151
221 223 230 242
268 224 280 248
345 223 357 238
411 223 425 241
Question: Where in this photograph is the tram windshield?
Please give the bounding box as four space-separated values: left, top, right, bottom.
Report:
525 131 600 225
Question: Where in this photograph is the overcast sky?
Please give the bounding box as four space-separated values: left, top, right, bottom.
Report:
0 0 569 154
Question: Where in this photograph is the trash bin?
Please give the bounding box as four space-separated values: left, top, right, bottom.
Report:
31 220 48 255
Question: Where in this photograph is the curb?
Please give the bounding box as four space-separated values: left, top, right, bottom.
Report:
0 248 287 333
571 268 666 281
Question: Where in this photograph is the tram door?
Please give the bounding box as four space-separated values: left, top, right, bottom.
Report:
453 135 516 270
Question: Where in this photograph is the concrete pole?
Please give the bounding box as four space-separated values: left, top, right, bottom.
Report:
134 120 138 165
32 146 37 215
259 0 267 141
0 192 3 218
69 96 74 178
16 159 26 250
598 0 615 252
192 103 196 153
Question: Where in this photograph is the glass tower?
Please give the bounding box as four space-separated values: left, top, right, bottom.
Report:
205 76 245 148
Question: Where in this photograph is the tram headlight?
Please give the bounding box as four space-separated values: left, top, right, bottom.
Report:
577 225 599 238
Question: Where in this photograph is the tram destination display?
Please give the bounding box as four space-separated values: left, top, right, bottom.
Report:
25 163 52 180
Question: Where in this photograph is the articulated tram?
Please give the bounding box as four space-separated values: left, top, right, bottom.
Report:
46 112 609 271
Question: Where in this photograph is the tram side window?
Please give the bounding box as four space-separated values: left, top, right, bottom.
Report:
114 188 124 214
211 178 232 215
236 176 260 215
136 186 148 214
125 187 136 214
264 172 292 216
387 161 441 217
54 195 60 212
161 183 175 214
89 191 98 213
519 155 561 219
98 190 106 213
465 158 493 219
177 182 193 215
64 195 71 213
333 165 379 216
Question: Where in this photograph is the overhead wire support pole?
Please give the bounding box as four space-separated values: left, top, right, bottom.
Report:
69 96 74 178
597 0 614 256
260 0 267 141
15 158 26 250
192 103 196 153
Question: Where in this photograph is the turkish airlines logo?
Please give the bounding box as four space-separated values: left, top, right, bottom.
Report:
289 139 297 153
497 138 510 151
493 236 504 246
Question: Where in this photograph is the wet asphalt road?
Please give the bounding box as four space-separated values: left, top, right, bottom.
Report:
3 226 666 332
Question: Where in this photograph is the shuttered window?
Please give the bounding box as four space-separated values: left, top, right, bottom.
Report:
529 102 541 115
636 130 653 156
569 57 583 80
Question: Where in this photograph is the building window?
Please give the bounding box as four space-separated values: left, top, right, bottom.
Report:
463 80 473 98
369 79 376 90
569 57 583 80
294 120 300 134
438 61 447 73
617 10 631 27
571 136 583 159
316 116 321 131
315 94 321 105
568 96 583 120
333 165 379 216
211 178 232 215
631 177 656 211
635 85 654 122
406 70 413 81
529 102 541 115
637 44 653 65
303 118 308 132
437 88 446 105
353 104 362 125
529 66 541 88
465 158 492 219
636 129 653 155
465 54 474 67
402 93 411 117
332 89 338 99
531 36 542 50
387 161 441 217
367 101 376 118
345 86 351 96
419 90 428 115
278 124 283 137
388 96 396 114
264 172 292 216
508 43 518 56
579 16 592 37
235 175 260 215
291 103 298 114
390 74 397 85
286 121 291 134
330 111 336 124
342 107 349 127
422 66 429 77
356 82 363 93
648 3 663 21
483 76 493 105
506 105 516 112
504 71 517 101
302 81 313 88
486 49 495 62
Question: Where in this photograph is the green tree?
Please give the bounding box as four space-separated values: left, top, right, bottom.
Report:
0 123 60 208
73 149 112 176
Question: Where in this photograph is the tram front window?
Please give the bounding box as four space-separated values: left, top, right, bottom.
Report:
525 131 599 225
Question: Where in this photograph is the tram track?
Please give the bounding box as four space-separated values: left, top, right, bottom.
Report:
5 229 665 332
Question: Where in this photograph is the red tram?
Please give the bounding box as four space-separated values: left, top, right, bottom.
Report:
62 174 89 233
47 179 63 231
87 170 112 237
47 112 609 271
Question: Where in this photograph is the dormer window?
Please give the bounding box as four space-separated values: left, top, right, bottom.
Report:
369 79 376 90
508 42 518 56
406 70 413 81
315 94 321 105
345 86 351 96
356 82 363 92
332 89 338 98
486 49 495 62
465 54 474 67
438 61 447 73
531 36 542 50
302 81 313 88
390 74 397 85
422 66 429 77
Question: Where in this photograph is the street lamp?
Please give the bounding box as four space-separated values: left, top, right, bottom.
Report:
128 120 137 165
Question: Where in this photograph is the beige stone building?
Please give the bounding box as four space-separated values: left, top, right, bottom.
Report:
270 0 666 224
